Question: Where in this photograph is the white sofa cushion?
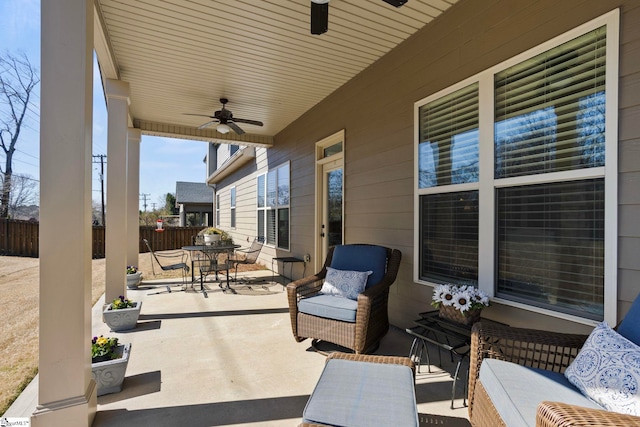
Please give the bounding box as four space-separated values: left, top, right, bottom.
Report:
479 358 601 427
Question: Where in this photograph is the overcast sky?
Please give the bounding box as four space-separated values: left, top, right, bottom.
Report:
0 0 210 210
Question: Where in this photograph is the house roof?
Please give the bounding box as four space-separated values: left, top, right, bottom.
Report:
175 181 214 204
94 0 458 147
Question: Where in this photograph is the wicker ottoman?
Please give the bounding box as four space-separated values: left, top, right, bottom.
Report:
300 353 418 427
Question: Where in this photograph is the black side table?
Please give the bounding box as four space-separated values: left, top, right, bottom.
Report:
406 311 474 409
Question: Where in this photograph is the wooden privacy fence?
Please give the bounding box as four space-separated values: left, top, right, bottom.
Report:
0 219 203 258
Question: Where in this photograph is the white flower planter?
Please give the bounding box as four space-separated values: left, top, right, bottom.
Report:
204 234 221 244
103 301 142 331
126 271 142 289
92 343 132 396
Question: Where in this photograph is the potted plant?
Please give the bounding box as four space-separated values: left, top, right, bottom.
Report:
431 284 490 325
91 335 132 396
126 265 142 289
103 295 142 331
199 227 233 244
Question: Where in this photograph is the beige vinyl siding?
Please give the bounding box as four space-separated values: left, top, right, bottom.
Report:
222 0 640 332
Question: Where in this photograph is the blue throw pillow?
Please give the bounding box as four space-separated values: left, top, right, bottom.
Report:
617 294 640 346
330 245 387 288
565 321 640 416
320 267 372 300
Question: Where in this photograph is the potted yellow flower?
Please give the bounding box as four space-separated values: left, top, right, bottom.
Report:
126 265 142 289
91 335 132 396
103 295 142 331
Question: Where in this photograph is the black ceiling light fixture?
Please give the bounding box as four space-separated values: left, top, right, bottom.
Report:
310 0 407 35
382 0 408 6
310 0 329 35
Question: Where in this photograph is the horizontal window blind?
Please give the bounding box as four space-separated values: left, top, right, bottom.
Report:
496 179 604 319
278 208 290 250
266 210 276 246
495 27 606 178
257 175 265 208
418 83 479 188
419 191 478 285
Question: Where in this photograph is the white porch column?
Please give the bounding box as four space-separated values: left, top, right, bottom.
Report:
127 128 141 268
33 1 96 426
105 79 130 303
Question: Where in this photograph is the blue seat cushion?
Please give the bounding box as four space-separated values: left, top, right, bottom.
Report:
479 358 602 427
303 359 419 427
298 294 358 323
330 245 388 288
617 294 640 346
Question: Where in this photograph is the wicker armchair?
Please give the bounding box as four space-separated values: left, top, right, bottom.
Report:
287 244 402 354
468 322 640 426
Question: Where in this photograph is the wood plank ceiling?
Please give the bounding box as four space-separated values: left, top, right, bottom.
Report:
95 0 458 145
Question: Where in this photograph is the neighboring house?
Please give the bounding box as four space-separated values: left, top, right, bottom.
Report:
174 181 214 227
206 2 639 335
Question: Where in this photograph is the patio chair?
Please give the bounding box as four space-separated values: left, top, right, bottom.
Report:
228 236 264 282
287 244 402 354
142 238 190 289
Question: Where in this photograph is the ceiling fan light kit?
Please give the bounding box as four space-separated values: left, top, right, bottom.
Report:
183 98 263 136
216 123 231 134
310 0 407 35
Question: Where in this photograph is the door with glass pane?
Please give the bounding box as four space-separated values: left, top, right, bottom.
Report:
322 162 343 262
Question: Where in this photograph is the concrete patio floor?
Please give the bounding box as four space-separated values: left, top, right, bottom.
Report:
8 271 471 426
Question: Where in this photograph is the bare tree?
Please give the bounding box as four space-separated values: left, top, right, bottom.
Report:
7 173 38 215
0 51 39 218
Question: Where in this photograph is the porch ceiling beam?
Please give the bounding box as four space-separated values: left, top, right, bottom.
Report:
133 119 274 148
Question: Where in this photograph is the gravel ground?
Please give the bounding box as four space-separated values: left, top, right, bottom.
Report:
0 251 265 415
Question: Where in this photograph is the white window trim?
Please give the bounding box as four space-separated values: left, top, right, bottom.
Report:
257 161 291 251
230 186 236 228
413 9 619 326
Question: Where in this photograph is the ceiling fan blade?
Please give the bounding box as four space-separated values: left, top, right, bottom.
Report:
310 0 329 35
198 120 218 129
232 118 264 127
227 122 246 135
183 113 215 118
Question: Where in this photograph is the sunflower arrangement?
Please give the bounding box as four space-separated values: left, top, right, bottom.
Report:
431 284 490 314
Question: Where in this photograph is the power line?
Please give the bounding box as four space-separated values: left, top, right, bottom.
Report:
140 193 150 212
92 154 106 226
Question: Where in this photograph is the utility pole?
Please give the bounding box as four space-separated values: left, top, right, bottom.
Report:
140 193 150 212
150 202 157 211
92 155 106 225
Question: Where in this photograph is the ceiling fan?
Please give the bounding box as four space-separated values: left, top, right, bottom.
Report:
310 0 408 35
184 98 263 135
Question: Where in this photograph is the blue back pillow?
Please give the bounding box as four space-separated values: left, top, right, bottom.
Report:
617 293 640 347
330 245 388 288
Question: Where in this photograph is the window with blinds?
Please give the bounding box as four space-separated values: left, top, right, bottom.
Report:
230 187 236 228
418 83 479 188
496 179 605 319
215 193 221 227
415 12 616 321
495 27 606 178
420 191 478 285
256 163 290 250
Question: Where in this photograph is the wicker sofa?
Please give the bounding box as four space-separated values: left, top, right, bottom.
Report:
468 320 640 426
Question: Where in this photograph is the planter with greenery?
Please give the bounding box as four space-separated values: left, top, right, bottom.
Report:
103 296 141 331
91 335 131 396
126 265 142 289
